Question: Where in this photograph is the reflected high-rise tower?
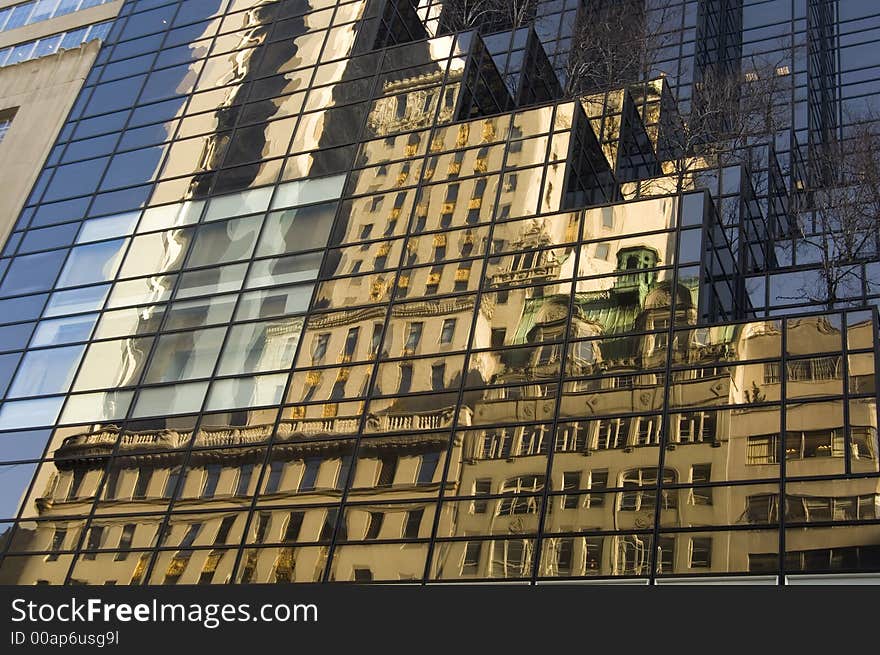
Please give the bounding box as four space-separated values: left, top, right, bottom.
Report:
0 0 878 585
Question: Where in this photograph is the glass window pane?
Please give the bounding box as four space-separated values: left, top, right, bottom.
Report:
255 203 336 257
164 295 236 331
7 345 84 397
118 229 192 278
73 337 153 391
234 284 313 320
271 174 346 209
30 314 97 346
132 381 208 418
76 212 140 244
0 250 66 296
175 263 246 299
186 216 261 268
0 398 64 430
204 187 272 221
32 34 62 59
60 390 133 424
216 318 303 376
205 373 287 411
44 284 109 317
246 253 322 288
56 239 128 287
143 327 226 383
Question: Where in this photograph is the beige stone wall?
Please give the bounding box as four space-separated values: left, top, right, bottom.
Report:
0 39 100 246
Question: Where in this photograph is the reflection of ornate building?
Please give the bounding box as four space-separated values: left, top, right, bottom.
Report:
0 0 879 585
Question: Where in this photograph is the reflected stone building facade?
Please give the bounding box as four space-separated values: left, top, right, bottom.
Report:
0 0 878 584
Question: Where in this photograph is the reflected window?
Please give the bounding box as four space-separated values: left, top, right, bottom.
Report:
343 327 359 362
498 476 544 515
83 526 104 560
164 466 182 499
67 469 86 500
490 540 530 578
596 418 630 450
133 467 152 499
462 541 481 575
46 528 66 561
431 362 446 391
678 412 716 444
786 356 842 382
472 479 492 514
179 523 202 549
370 323 383 357
690 538 712 568
299 458 320 492
616 535 650 575
479 429 513 459
403 509 423 539
397 364 413 394
416 452 439 485
586 470 608 508
265 462 285 493
103 467 120 500
555 422 588 453
440 318 456 344
852 427 876 459
404 322 423 355
376 455 397 487
618 468 676 512
519 424 550 456
235 464 254 496
690 465 713 506
202 465 221 498
215 516 236 545
785 430 844 459
561 473 580 509
312 333 330 364
283 512 304 543
747 434 780 464
115 525 136 561
745 494 779 523
365 512 383 540
635 416 661 446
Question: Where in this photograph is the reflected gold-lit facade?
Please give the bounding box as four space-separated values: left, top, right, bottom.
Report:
0 0 878 585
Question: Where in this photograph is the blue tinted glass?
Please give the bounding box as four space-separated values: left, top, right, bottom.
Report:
0 430 50 463
42 157 109 203
0 322 36 353
29 197 90 229
0 461 38 519
18 223 80 254
100 147 164 190
0 250 66 297
0 294 48 325
44 284 109 317
7 344 85 398
0 353 22 397
56 239 128 287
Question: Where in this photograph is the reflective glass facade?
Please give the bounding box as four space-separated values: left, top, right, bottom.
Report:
0 0 879 585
